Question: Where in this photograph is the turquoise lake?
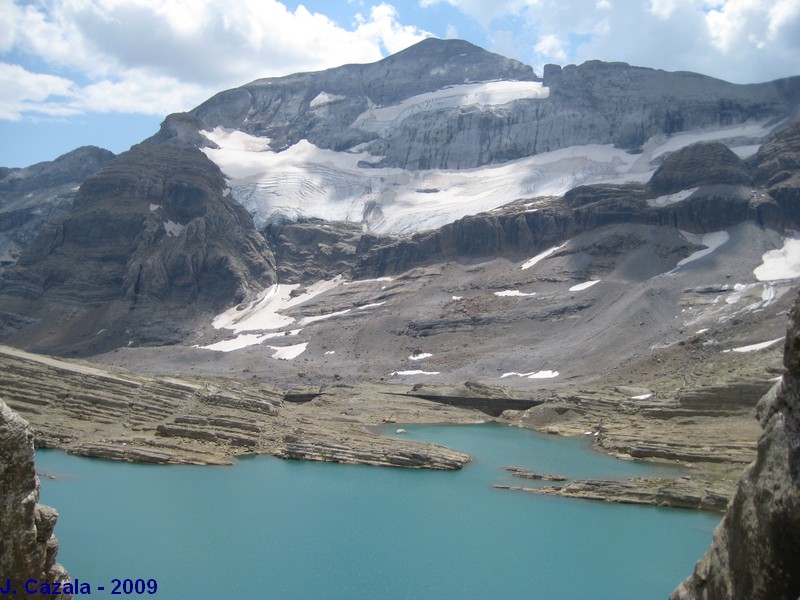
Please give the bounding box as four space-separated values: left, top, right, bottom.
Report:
37 423 720 599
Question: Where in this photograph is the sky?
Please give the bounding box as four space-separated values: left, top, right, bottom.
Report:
1 0 798 168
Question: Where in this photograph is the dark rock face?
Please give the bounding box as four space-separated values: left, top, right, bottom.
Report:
186 39 799 171
263 219 374 283
0 147 115 271
0 144 276 354
648 142 751 196
752 116 800 223
671 294 800 600
0 400 71 600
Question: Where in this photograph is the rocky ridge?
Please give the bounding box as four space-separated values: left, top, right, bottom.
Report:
0 344 475 469
189 38 800 171
0 144 276 355
0 146 114 272
671 293 800 599
1 400 71 600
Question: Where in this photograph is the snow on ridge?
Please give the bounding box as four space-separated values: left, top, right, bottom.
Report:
200 119 777 236
352 81 549 134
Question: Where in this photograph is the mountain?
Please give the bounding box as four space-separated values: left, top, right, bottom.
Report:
0 37 798 364
0 146 115 272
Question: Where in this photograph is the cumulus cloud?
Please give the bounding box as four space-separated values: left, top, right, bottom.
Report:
1 0 430 120
420 0 800 82
0 63 77 120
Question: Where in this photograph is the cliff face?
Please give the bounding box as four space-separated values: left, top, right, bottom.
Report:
0 400 71 600
0 143 276 355
0 146 115 272
187 39 800 172
671 294 800 600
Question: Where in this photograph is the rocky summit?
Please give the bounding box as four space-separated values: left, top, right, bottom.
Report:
0 38 799 586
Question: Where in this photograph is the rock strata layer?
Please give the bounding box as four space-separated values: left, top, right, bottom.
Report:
671 294 800 599
0 400 71 600
0 345 475 469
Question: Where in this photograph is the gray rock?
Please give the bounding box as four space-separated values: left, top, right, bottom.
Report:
186 39 799 171
671 293 800 599
0 400 72 599
0 146 115 272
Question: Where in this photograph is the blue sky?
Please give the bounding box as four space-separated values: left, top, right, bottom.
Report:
2 0 798 168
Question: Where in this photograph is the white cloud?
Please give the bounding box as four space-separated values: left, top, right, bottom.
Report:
419 0 540 24
0 63 77 120
1 0 430 120
435 0 799 83
533 34 568 62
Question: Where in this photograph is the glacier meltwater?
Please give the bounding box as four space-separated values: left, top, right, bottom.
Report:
37 424 719 600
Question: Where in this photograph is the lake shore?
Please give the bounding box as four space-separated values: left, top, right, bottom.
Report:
1 342 766 510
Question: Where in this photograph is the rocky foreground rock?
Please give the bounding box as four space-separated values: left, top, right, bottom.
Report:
0 400 71 600
671 293 800 599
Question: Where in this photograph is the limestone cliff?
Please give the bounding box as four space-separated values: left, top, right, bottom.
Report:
0 143 276 355
0 400 71 600
670 293 800 600
0 146 115 272
187 38 799 171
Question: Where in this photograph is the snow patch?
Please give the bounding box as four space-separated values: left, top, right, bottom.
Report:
501 370 559 379
495 290 535 297
391 370 440 376
213 276 346 333
269 342 308 360
149 203 160 212
357 301 386 310
163 220 185 237
310 92 346 108
647 188 698 208
725 337 784 353
521 243 564 270
409 353 432 361
451 295 463 301
299 309 351 325
754 232 800 281
675 231 730 268
569 280 600 292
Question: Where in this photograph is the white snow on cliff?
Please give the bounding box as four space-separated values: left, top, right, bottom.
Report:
200 120 776 236
352 81 549 134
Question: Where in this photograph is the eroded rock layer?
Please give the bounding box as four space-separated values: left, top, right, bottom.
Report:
671 294 800 599
0 400 71 600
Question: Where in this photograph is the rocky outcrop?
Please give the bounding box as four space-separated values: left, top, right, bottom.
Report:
0 400 71 600
0 144 276 355
0 146 115 271
0 344 476 469
648 142 752 196
671 294 800 599
495 475 731 512
752 116 800 223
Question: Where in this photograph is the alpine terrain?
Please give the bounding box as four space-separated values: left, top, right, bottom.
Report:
1 38 800 596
